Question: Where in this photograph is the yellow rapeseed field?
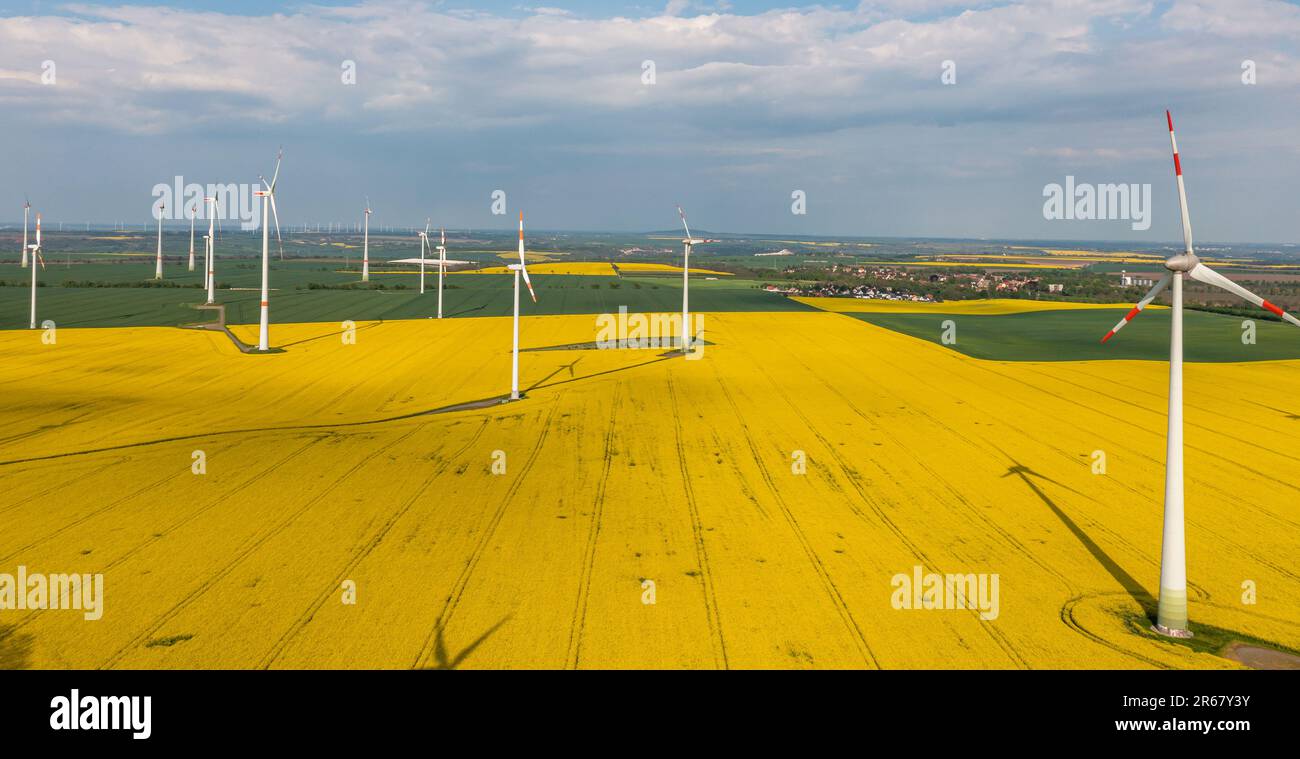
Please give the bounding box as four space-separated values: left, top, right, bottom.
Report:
0 312 1295 669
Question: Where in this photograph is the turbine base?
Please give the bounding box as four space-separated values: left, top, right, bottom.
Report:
1151 623 1194 639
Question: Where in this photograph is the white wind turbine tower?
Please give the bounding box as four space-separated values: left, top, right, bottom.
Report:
437 226 447 320
676 206 715 354
28 213 45 329
362 198 372 282
21 197 30 269
188 203 197 272
154 202 165 279
507 212 538 400
418 219 430 295
1100 111 1300 638
253 149 285 352
204 194 218 304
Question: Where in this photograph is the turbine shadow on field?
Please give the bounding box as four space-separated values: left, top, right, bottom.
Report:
275 320 384 348
527 354 676 393
445 304 488 318
1247 400 1300 421
0 338 674 468
1002 462 1156 619
525 358 582 390
422 616 511 670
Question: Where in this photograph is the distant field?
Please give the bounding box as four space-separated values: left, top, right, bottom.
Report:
845 308 1300 362
793 297 1157 315
0 264 809 329
461 262 732 277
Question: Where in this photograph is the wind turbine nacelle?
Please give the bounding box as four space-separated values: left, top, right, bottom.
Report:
1164 254 1198 272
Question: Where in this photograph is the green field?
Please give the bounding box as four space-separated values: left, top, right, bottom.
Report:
848 308 1300 362
0 260 810 329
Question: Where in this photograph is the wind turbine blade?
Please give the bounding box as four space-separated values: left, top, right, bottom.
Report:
441 227 445 246
521 265 537 303
269 194 284 259
518 212 537 302
1166 110 1194 256
1189 263 1300 328
424 218 431 236
269 147 283 192
1101 272 1172 343
677 205 692 240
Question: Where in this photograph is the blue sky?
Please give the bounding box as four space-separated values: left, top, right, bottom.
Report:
2 1 1300 242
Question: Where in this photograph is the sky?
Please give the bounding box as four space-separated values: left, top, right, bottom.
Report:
1 0 1299 242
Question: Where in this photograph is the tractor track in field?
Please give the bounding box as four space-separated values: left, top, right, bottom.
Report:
411 395 566 669
6 435 328 640
667 375 730 669
708 427 771 520
0 390 510 468
101 427 424 669
1060 593 1173 669
1010 363 1300 530
565 383 622 669
710 362 879 668
930 335 1300 519
847 328 1300 624
0 456 130 518
0 457 194 563
374 328 471 414
745 331 1033 668
816 323 1233 593
0 410 97 450
792 330 1146 600
1046 362 1300 460
259 418 491 669
811 325 1219 607
850 332 1300 584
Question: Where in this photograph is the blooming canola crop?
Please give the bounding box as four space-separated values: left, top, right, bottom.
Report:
0 312 1295 668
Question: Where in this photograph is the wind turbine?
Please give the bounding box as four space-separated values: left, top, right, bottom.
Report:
28 213 45 329
362 198 372 282
204 195 218 304
507 212 537 400
437 226 447 320
187 203 197 272
676 206 715 354
418 220 430 295
154 202 165 279
21 197 30 268
1100 111 1300 638
254 149 284 352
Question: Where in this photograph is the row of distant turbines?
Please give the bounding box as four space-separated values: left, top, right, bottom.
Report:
19 150 712 401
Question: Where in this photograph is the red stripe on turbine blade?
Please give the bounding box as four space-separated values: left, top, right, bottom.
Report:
1101 330 1116 344
1166 110 1174 131
260 301 268 307
1262 300 1285 317
1172 153 1182 176
1124 305 1142 322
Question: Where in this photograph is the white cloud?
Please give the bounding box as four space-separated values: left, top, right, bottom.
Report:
2 0 1299 240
